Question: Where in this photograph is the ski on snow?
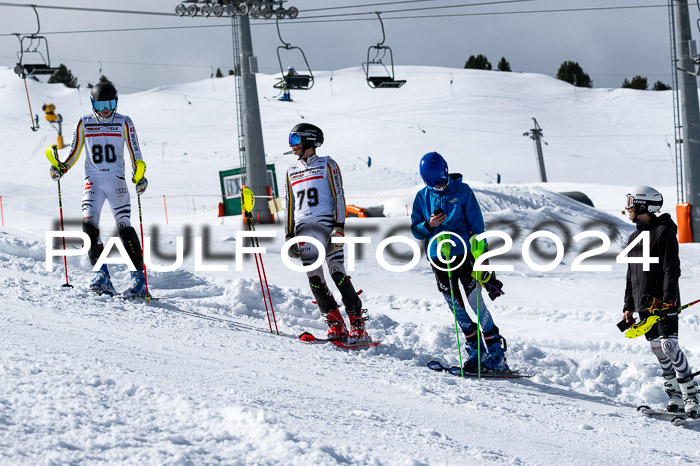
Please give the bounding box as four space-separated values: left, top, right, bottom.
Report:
91 289 159 302
637 405 700 427
298 332 381 349
427 360 532 379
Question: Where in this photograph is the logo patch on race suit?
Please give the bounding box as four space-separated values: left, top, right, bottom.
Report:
449 198 460 203
84 180 94 191
116 188 128 194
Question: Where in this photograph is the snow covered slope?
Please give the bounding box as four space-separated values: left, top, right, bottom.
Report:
2 66 699 464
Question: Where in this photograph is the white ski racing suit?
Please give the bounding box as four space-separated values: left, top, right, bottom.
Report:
285 153 346 280
64 112 143 230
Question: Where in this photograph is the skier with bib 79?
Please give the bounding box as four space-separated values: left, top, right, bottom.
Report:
48 82 149 298
622 185 699 418
411 152 508 372
284 123 370 343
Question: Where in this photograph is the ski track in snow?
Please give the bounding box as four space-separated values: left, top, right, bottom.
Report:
2 66 700 464
2 230 700 464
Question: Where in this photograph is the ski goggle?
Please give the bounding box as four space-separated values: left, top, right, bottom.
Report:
289 132 302 146
92 99 118 112
625 195 636 210
432 176 449 191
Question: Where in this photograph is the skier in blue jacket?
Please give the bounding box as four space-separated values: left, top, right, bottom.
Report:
411 152 508 372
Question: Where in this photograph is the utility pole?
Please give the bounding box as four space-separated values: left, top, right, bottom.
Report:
524 118 547 182
175 1 299 223
673 0 700 241
238 13 270 222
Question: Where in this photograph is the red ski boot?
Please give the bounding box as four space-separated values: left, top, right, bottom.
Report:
324 309 349 341
348 312 370 343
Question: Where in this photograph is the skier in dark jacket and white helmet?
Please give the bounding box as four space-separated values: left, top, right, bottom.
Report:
621 185 698 418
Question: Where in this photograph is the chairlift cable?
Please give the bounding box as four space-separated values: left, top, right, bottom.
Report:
0 3 668 38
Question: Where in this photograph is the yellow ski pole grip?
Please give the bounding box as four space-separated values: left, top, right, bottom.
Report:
46 144 69 173
241 186 255 214
132 160 147 184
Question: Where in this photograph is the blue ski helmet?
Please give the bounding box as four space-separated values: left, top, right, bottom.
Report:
420 152 449 189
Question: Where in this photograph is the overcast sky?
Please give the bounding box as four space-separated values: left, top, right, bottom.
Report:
1 0 697 93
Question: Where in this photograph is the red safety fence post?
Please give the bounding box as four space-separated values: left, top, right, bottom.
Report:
163 195 169 225
0 196 4 227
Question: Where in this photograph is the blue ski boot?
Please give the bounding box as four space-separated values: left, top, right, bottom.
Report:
462 331 486 373
89 264 115 296
123 270 147 298
484 334 510 372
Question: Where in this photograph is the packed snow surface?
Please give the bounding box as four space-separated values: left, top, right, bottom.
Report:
1 66 699 464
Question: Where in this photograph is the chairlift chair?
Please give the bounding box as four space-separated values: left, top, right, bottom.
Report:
362 12 406 89
273 17 314 91
13 6 59 79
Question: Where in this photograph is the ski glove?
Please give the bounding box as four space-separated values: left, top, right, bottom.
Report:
286 234 300 259
329 226 345 253
135 177 148 195
478 271 504 301
49 165 63 181
642 296 669 316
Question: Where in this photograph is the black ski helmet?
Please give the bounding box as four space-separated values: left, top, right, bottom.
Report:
90 81 118 103
626 185 663 215
289 123 324 150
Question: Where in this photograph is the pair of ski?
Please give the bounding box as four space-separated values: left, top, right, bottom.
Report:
427 360 532 379
637 405 700 427
92 288 158 302
298 332 381 350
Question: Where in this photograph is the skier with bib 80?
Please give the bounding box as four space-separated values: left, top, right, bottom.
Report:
622 186 699 418
284 123 369 343
48 82 149 297
411 152 508 372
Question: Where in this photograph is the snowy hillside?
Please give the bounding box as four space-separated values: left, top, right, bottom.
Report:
2 66 700 464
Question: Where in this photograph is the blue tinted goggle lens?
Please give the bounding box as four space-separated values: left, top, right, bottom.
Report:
289 133 302 146
93 99 117 111
434 176 448 188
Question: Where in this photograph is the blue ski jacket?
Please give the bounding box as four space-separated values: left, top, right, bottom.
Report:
411 173 485 260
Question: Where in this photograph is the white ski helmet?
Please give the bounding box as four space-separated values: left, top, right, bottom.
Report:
626 185 663 215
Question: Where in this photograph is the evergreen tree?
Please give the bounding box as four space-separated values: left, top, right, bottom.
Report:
47 64 78 88
464 54 492 70
621 75 648 90
652 80 672 91
556 61 592 88
228 69 234 76
497 57 511 72
87 75 111 89
216 68 224 78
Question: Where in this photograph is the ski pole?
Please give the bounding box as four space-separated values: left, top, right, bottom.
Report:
621 297 700 338
56 178 73 288
46 145 72 288
136 193 152 301
439 233 464 377
475 282 482 381
241 187 279 334
132 160 151 301
241 187 272 332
